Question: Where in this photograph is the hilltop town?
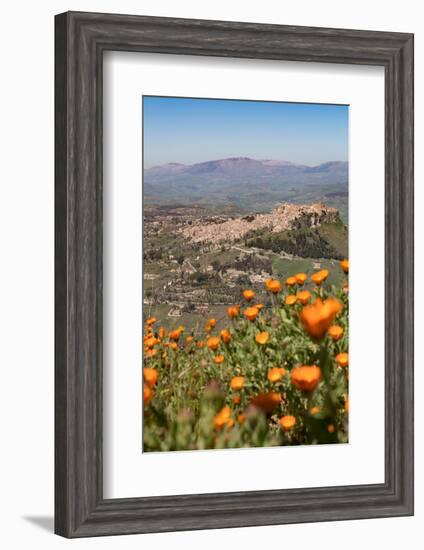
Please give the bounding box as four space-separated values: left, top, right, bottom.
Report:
143 202 348 331
181 202 339 244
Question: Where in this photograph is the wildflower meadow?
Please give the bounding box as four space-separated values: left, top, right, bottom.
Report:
143 260 349 452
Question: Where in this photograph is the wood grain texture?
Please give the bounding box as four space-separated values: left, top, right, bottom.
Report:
54 11 414 538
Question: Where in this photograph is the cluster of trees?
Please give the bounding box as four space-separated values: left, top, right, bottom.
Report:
247 227 343 260
234 254 273 274
189 272 211 284
144 248 164 261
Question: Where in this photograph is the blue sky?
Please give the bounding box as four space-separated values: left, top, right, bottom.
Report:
143 96 348 168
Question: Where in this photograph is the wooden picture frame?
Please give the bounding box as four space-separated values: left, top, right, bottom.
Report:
55 11 414 538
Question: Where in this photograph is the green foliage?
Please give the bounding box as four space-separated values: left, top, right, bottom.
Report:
246 222 347 260
143 272 349 451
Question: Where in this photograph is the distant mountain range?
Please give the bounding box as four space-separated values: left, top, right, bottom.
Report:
144 157 348 218
145 157 348 183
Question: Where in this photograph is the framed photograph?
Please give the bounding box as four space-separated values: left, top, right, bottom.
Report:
55 11 414 537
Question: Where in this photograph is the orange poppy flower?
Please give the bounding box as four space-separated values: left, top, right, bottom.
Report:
327 424 335 434
291 365 321 392
328 325 344 341
297 290 311 305
214 354 225 364
267 367 286 382
311 269 329 285
144 336 157 349
144 367 158 386
145 348 158 359
220 329 231 343
345 397 349 413
237 414 246 425
197 340 204 348
230 376 245 391
266 279 282 294
206 336 221 350
169 329 182 341
285 276 297 287
209 318 216 328
300 297 343 339
335 352 349 367
168 341 178 351
232 395 241 405
143 385 153 405
243 289 255 301
340 259 349 273
158 326 166 339
213 405 232 429
146 316 157 326
251 392 282 413
186 335 194 344
228 305 240 319
279 415 297 431
310 406 320 415
285 294 297 305
295 273 307 285
255 331 270 345
264 279 272 291
243 306 260 321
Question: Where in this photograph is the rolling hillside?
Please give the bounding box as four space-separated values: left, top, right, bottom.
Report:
144 157 348 221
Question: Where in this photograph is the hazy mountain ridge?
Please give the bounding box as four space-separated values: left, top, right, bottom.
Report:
145 157 347 182
144 157 349 219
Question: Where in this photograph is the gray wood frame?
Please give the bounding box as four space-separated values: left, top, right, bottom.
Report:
55 11 414 538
